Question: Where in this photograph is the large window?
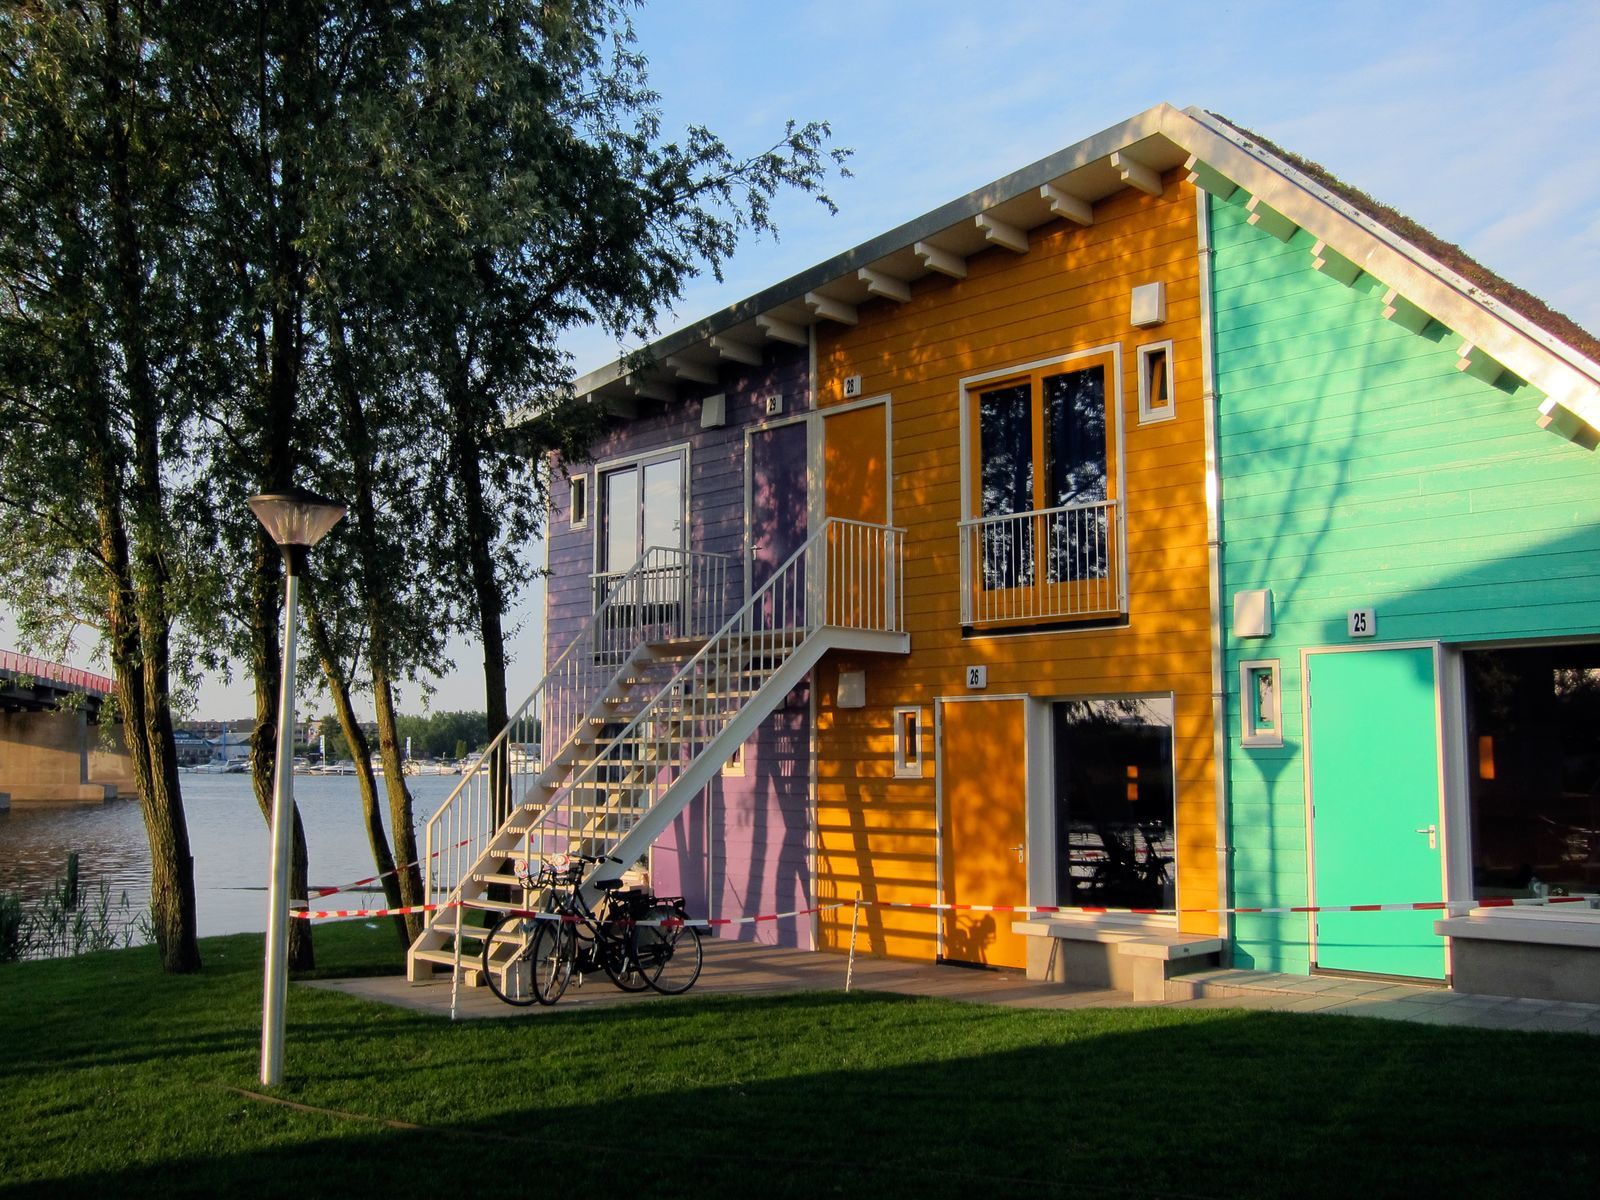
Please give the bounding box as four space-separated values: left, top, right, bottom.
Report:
961 351 1121 624
1052 696 1176 911
1465 643 1600 903
598 451 685 575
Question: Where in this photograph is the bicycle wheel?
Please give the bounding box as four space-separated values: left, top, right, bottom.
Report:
482 913 542 1006
633 908 702 995
528 919 574 1004
596 922 651 992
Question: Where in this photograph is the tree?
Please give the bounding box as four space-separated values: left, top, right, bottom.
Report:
0 1 205 972
3 1 849 974
392 1 849 778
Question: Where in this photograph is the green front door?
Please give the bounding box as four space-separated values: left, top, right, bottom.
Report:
1307 646 1446 980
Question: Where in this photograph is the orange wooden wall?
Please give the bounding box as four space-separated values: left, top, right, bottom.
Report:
813 171 1216 960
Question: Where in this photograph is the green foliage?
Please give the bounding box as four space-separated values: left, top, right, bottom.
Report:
393 710 487 760
314 714 352 762
0 873 146 963
0 893 21 963
1 2 848 967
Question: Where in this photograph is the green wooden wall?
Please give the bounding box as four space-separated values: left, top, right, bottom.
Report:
1210 189 1600 972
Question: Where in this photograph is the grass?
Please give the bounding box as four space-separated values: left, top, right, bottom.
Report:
2 925 1597 1199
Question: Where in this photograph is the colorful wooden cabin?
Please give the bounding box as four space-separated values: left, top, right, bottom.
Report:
410 104 1600 1005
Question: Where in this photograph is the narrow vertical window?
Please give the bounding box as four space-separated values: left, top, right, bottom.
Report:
1137 341 1175 424
569 473 589 528
893 706 923 777
1239 660 1283 747
723 740 746 777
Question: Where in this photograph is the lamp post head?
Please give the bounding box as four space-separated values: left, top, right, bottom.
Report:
247 487 347 549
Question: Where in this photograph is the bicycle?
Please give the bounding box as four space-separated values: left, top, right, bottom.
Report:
481 853 702 1006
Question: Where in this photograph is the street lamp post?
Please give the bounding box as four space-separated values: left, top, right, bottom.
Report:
248 487 346 1087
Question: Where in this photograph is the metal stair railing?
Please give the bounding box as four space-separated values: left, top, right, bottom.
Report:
521 517 905 886
420 545 731 903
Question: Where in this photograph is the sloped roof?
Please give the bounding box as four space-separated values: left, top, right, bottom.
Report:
1208 115 1600 367
574 103 1600 448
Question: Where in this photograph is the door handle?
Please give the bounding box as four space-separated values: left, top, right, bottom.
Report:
1011 843 1025 864
1414 824 1438 851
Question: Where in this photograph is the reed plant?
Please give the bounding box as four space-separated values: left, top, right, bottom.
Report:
0 870 148 962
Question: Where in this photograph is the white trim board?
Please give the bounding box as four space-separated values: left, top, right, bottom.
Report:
569 103 1600 449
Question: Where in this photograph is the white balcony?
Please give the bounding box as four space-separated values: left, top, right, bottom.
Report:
959 499 1126 626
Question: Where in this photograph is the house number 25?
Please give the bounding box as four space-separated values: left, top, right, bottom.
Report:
1347 608 1376 638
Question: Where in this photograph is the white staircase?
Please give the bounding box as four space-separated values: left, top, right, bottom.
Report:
407 518 907 987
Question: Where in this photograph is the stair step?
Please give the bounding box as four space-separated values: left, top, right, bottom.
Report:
457 897 521 912
471 872 529 888
410 947 487 985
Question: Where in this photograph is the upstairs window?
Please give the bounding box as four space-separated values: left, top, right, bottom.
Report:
1137 341 1175 424
569 473 589 528
598 450 685 577
961 349 1122 625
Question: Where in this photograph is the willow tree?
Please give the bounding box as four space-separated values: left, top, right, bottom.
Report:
0 1 207 972
393 1 850 757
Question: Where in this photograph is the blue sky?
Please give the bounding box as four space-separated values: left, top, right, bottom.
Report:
9 0 1597 720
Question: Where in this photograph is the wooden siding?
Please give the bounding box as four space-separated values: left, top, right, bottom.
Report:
544 345 817 945
813 172 1216 961
1211 189 1600 973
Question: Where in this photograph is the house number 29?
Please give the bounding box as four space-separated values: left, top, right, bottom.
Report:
1347 608 1376 638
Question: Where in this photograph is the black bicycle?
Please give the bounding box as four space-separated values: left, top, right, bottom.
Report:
482 853 702 1006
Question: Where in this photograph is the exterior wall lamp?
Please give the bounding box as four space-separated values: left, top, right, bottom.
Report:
248 487 346 1087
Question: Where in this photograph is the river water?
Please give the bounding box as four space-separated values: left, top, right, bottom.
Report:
0 773 464 939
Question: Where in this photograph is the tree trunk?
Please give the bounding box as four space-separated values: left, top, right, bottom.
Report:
249 548 315 972
88 445 200 973
446 346 512 823
371 664 425 940
98 0 201 972
244 4 316 972
303 594 409 947
322 308 425 937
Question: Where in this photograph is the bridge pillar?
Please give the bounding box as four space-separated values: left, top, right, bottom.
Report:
0 711 116 803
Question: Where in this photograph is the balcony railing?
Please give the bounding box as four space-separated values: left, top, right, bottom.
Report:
590 547 732 661
959 499 1125 626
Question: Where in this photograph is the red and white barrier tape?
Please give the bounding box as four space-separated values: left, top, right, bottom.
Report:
290 899 845 926
287 893 1595 926
864 895 1597 918
698 902 843 928
307 838 474 898
292 902 446 921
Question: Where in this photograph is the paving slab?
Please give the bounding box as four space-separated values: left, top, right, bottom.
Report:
307 940 1600 1035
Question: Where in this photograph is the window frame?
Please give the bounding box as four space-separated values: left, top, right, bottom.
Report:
893 706 924 777
1136 339 1176 425
1239 659 1283 747
591 442 692 581
957 344 1127 628
1045 692 1179 922
568 471 590 529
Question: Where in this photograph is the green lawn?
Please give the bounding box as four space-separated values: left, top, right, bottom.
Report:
2 924 1595 1199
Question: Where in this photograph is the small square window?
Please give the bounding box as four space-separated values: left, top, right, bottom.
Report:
893 707 923 777
569 473 589 528
1239 660 1283 748
1137 342 1175 424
